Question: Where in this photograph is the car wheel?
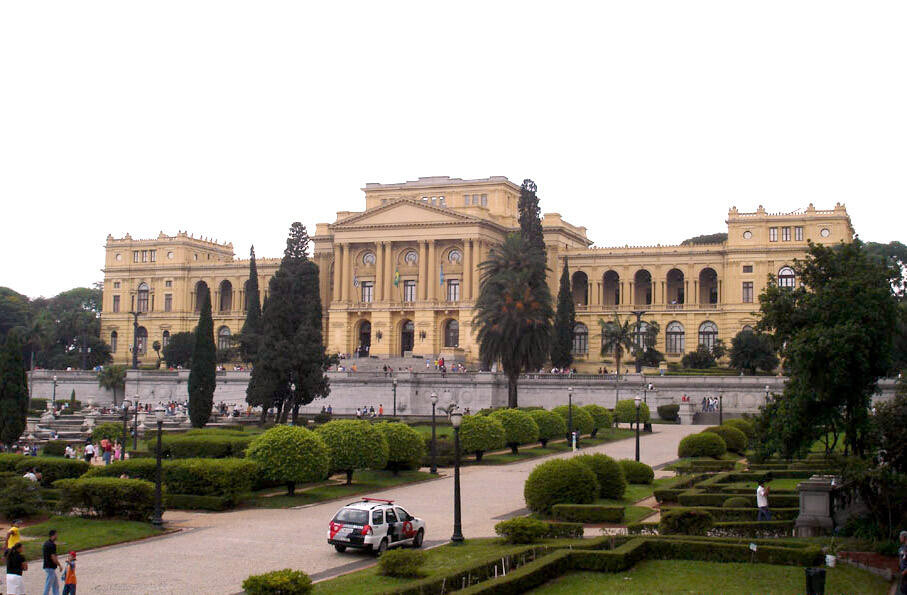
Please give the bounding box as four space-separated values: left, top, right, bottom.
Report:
412 529 424 548
334 545 346 553
375 538 388 557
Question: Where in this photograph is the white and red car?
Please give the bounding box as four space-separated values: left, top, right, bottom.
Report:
327 498 426 555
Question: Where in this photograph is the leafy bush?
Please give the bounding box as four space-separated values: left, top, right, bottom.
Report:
524 458 598 513
618 459 654 484
658 508 715 535
30 397 48 410
375 422 425 474
723 497 752 508
704 425 748 454
528 409 567 447
544 521 584 539
677 432 727 458
14 457 89 487
55 477 156 520
574 453 626 499
582 404 613 436
149 434 254 459
657 404 680 422
421 435 457 467
458 415 506 461
316 420 389 485
551 405 594 436
92 422 125 443
682 344 717 369
613 400 651 425
0 454 26 472
550 504 624 523
494 517 550 544
247 426 331 494
489 409 540 454
242 569 312 595
0 476 43 518
42 440 67 457
378 550 427 578
723 418 755 441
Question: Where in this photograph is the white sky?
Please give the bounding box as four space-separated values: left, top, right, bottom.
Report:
2 1 905 298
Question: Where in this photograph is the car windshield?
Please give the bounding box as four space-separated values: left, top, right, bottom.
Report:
333 509 368 525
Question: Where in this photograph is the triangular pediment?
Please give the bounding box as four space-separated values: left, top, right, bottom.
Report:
334 199 478 228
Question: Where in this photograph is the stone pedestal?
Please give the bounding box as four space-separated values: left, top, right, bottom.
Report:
795 475 837 537
678 402 696 425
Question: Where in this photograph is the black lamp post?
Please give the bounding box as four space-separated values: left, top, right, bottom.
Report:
152 405 165 528
718 390 724 426
121 400 131 460
132 394 140 450
634 394 642 462
630 310 647 373
392 378 398 417
129 311 142 370
52 375 58 410
567 386 574 448
450 406 464 544
429 392 438 474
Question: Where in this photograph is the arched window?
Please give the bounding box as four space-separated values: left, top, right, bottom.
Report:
666 322 685 354
217 326 231 351
778 266 796 289
741 325 754 333
699 268 718 304
135 326 148 355
698 321 718 349
444 319 459 348
634 270 652 305
571 271 589 306
572 323 588 355
633 321 653 350
603 271 620 305
666 269 685 305
195 281 209 312
162 330 170 347
110 331 118 353
137 283 150 313
219 280 233 312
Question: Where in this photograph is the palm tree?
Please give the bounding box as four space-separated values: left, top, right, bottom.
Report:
599 314 637 402
97 364 126 406
474 234 553 408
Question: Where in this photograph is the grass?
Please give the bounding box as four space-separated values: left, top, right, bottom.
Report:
244 469 436 508
527 560 890 594
725 478 803 491
622 505 657 524
19 516 163 561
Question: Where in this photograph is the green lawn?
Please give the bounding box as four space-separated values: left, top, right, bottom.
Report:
528 560 890 594
726 478 803 491
245 470 436 508
20 516 163 560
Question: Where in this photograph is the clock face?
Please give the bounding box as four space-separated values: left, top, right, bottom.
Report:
362 252 376 265
742 231 752 239
820 228 830 237
115 253 122 261
404 250 418 265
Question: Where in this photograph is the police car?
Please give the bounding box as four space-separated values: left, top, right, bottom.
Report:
327 498 426 555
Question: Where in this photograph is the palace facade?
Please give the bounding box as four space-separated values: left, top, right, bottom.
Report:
100 176 854 370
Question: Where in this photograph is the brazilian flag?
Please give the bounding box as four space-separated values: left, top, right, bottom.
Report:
394 269 400 287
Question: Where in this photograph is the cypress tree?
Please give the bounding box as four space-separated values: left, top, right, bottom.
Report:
551 258 576 369
0 333 29 447
290 260 330 423
188 286 216 427
518 179 547 264
239 246 262 362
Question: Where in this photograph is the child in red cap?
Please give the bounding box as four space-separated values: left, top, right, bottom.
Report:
62 551 76 594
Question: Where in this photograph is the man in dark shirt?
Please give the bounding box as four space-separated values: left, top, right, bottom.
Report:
5 542 27 595
43 529 61 595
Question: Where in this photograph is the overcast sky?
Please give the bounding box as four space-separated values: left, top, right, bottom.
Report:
1 1 905 298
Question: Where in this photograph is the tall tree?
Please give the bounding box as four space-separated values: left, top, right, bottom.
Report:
0 332 29 447
475 234 553 408
97 364 126 406
599 314 637 402
551 258 575 370
188 286 216 427
238 246 263 362
729 330 779 374
289 261 331 423
517 179 546 260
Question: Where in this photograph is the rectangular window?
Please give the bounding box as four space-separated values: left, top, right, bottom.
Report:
795 226 803 241
165 280 172 288
133 251 139 263
769 227 778 242
150 250 156 262
472 194 479 205
113 281 121 289
361 282 374 303
446 279 460 302
164 294 172 312
742 265 753 274
403 280 416 302
781 227 791 241
112 295 120 313
481 194 488 207
141 250 148 262
742 282 754 303
463 194 469 206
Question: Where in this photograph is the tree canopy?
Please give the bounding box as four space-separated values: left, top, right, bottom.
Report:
680 233 728 246
188 286 216 427
0 333 29 446
729 330 778 374
551 258 575 370
238 246 262 363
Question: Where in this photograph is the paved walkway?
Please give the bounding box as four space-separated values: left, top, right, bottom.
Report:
22 424 699 595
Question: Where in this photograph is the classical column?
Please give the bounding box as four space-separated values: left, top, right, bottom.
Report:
463 240 472 300
342 243 352 302
428 241 437 301
375 243 384 302
418 241 427 301
472 241 482 298
684 280 689 305
387 242 395 301
628 281 634 306
718 279 723 304
693 280 699 306
333 244 343 302
660 281 666 304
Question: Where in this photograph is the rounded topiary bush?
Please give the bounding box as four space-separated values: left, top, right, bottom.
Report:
489 408 540 454
242 569 312 595
375 422 425 474
316 420 389 485
724 418 756 441
613 399 651 425
618 459 654 484
247 425 331 495
378 549 427 578
704 425 747 454
524 458 598 513
659 508 714 535
552 405 594 437
657 404 680 422
582 404 613 436
677 432 727 458
574 453 626 500
459 415 506 461
91 422 125 443
528 409 567 447
723 496 751 508
494 517 550 544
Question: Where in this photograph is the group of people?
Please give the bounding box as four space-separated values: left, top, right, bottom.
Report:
355 404 384 419
4 525 77 595
701 396 721 412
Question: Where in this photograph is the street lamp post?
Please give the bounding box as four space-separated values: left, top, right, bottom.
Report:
152 406 165 528
288 383 296 426
718 390 724 426
634 394 642 462
129 311 142 370
450 406 464 544
630 310 647 373
133 395 140 450
429 392 438 474
52 375 58 410
392 379 397 417
567 386 574 449
121 400 131 460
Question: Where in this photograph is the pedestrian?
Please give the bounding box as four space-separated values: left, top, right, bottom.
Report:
101 439 112 466
83 442 94 464
898 531 907 594
43 528 62 595
378 404 384 416
355 408 361 419
756 479 772 521
5 519 21 554
5 542 27 595
61 551 77 595
114 441 122 461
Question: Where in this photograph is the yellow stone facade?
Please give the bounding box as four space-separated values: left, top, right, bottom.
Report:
100 176 854 369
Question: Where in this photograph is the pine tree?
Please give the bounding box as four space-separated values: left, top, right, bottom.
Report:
239 246 262 362
188 286 216 427
551 258 576 370
517 179 547 266
290 260 331 423
0 333 29 447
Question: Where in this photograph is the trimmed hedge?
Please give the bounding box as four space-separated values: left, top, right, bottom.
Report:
149 434 254 459
551 406 594 436
544 521 583 539
524 458 598 513
662 506 799 522
0 476 44 518
581 404 613 434
242 569 312 595
723 418 755 440
723 496 751 508
658 508 714 535
317 420 389 483
375 422 425 473
574 453 626 500
704 425 747 454
494 517 550 544
166 493 233 511
708 520 796 538
618 459 654 484
248 426 331 493
657 404 680 422
42 440 68 457
459 415 506 461
55 477 157 520
0 453 26 472
14 457 89 487
489 409 540 454
613 399 650 425
550 504 624 523
677 432 727 458
677 490 799 508
379 549 428 578
528 410 566 447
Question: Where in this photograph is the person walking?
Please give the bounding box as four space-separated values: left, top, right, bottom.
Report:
42 529 62 595
5 542 27 595
756 479 772 521
61 552 77 595
5 519 21 554
82 442 94 464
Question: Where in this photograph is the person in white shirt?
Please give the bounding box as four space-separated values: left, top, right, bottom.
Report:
22 470 38 482
756 479 772 520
